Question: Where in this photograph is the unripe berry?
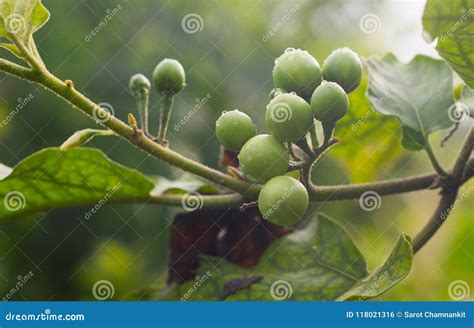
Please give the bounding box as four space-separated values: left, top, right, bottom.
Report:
265 93 313 142
311 81 349 123
216 110 256 151
153 58 186 95
238 134 289 183
272 48 322 100
322 48 362 93
258 176 309 226
129 74 151 96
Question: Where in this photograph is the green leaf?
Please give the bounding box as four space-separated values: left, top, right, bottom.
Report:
0 148 154 220
144 214 413 301
150 173 220 196
0 0 50 43
366 54 454 151
337 234 413 300
423 0 474 88
332 77 404 182
0 42 21 57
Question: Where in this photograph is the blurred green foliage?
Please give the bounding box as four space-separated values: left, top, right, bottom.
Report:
0 0 472 301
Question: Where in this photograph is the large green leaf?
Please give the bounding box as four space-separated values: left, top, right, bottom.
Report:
0 148 154 220
132 214 413 301
332 77 404 182
366 54 454 150
423 0 474 88
0 0 49 56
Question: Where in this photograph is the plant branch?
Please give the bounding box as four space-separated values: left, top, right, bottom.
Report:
424 137 447 176
11 68 261 198
149 193 245 209
413 126 473 253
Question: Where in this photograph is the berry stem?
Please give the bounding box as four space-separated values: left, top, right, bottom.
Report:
309 123 319 149
158 94 174 141
424 137 447 176
134 91 150 135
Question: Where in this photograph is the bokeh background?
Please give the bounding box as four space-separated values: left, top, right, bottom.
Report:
0 0 472 301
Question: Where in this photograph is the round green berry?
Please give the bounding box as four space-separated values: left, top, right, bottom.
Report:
272 48 322 100
129 74 151 96
238 134 289 183
153 58 186 95
311 81 349 123
322 48 362 93
258 176 309 226
265 93 313 142
215 110 256 151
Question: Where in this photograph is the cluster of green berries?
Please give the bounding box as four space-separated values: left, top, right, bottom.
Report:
215 47 362 226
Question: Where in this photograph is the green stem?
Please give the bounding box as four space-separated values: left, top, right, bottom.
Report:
134 92 149 134
150 193 245 209
23 69 260 198
321 122 335 149
309 122 319 149
158 94 173 140
295 138 314 158
424 137 447 176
